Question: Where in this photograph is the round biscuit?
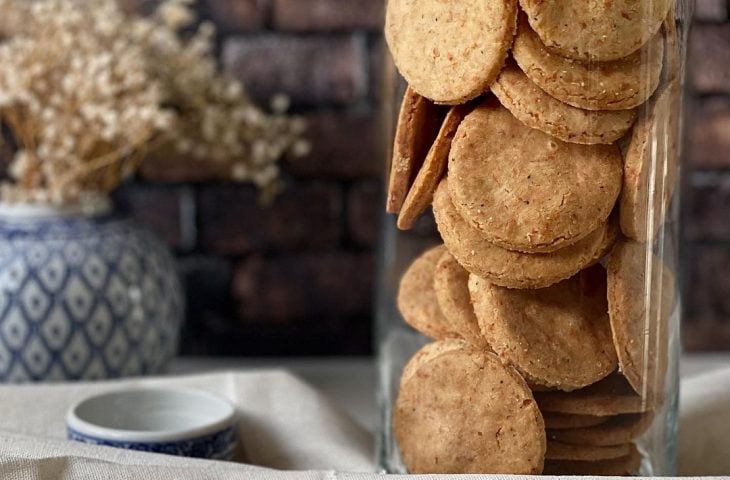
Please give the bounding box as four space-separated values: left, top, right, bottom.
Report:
387 87 445 214
468 265 618 391
448 98 622 253
492 58 637 144
620 83 681 242
433 180 618 290
394 344 546 473
400 338 468 389
397 245 455 339
433 251 489 348
542 412 610 430
663 8 681 84
546 441 631 461
385 0 517 104
519 0 672 61
607 240 676 403
548 412 654 446
512 14 664 111
544 444 641 476
535 373 650 416
398 105 467 230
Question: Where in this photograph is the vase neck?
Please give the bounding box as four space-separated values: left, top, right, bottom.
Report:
0 195 112 220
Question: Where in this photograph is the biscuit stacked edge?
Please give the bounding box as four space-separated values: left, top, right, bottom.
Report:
385 0 681 475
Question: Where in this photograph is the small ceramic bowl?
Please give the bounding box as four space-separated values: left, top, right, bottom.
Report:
66 388 238 460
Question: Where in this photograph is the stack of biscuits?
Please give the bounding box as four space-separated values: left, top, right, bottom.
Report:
384 0 681 475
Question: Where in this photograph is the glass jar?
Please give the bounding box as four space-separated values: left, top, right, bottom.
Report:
375 0 691 475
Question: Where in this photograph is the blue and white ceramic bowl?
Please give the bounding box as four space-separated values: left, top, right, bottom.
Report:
0 199 183 382
67 388 238 460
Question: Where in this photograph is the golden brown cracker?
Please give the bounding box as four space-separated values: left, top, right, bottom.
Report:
513 14 664 111
535 373 649 416
398 105 467 230
492 58 636 144
385 0 517 104
607 240 676 404
448 98 622 253
663 6 682 84
433 180 617 290
620 83 681 242
433 251 489 349
387 87 443 214
548 412 654 446
519 0 672 61
397 245 455 339
546 441 631 461
400 338 468 389
468 266 617 391
542 412 610 430
544 444 641 476
394 344 545 473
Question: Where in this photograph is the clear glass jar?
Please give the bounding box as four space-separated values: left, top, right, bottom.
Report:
375 0 691 475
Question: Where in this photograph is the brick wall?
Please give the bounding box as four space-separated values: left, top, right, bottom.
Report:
115 0 384 356
683 0 730 350
116 0 730 355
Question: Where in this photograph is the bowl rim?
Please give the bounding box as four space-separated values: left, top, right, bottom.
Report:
66 387 237 443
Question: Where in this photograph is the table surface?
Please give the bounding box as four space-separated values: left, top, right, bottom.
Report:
170 353 730 434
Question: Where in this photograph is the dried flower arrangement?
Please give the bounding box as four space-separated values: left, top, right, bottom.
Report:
0 0 308 204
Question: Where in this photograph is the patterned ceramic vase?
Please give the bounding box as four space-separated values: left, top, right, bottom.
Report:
0 198 184 382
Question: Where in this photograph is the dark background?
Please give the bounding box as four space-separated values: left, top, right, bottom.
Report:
113 0 730 356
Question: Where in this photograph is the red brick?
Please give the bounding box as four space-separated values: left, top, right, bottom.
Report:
688 98 730 168
684 244 730 350
690 24 730 94
369 36 391 105
222 34 368 107
348 181 381 247
683 320 730 350
178 255 234 320
176 255 237 355
687 172 730 241
272 0 383 31
203 0 269 32
0 141 13 181
694 0 728 21
115 184 187 249
181 312 372 355
115 0 155 15
232 252 374 323
140 152 231 183
198 182 343 254
285 112 381 179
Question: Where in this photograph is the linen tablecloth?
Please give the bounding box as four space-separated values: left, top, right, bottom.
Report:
0 365 727 479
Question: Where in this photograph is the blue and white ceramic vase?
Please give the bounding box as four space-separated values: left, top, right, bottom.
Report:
0 197 184 382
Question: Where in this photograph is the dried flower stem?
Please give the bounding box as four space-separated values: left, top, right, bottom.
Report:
0 0 310 204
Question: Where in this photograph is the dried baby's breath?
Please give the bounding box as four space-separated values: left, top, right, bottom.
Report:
140 2 309 197
0 0 309 203
0 0 171 203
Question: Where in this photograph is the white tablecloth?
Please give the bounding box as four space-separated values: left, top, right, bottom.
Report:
0 356 726 479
